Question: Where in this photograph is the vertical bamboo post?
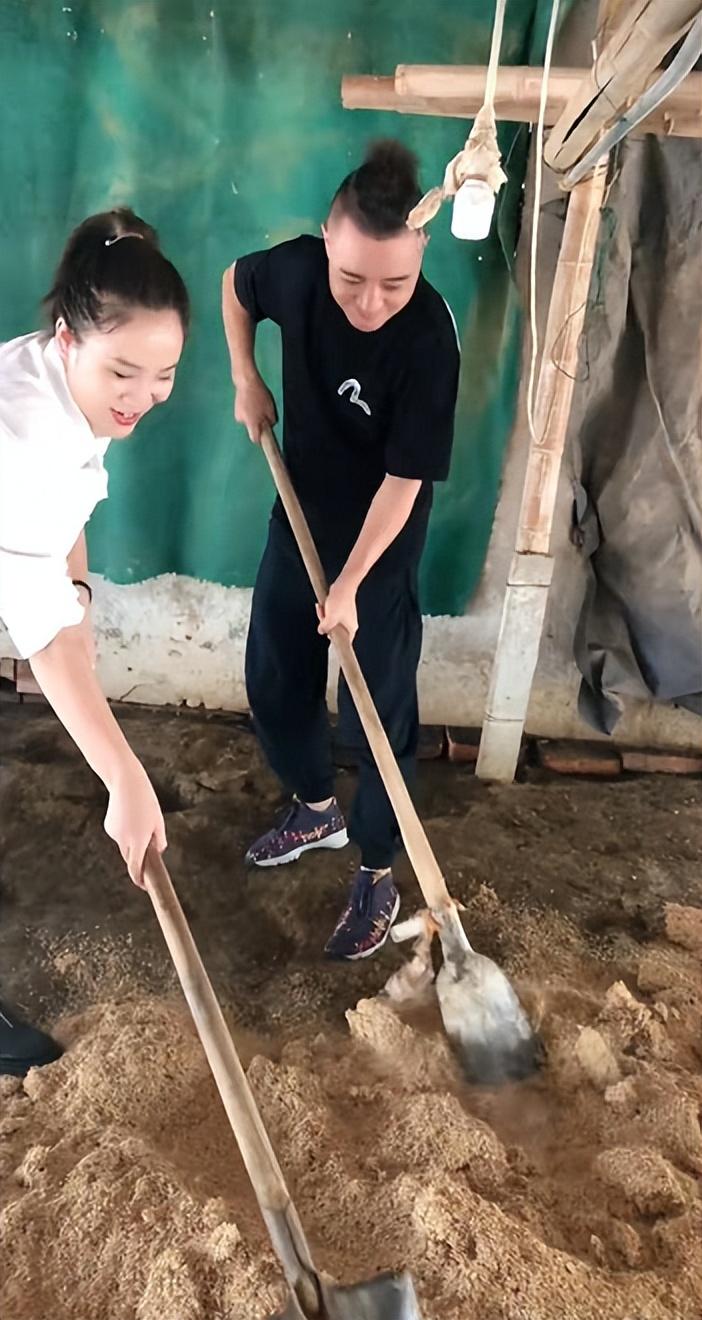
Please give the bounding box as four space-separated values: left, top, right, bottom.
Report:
515 167 607 557
475 7 613 783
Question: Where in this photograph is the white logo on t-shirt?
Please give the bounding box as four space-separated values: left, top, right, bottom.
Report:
338 378 371 416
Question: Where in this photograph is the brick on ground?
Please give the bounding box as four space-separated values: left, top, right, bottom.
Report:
446 727 481 763
621 749 702 776
536 740 622 776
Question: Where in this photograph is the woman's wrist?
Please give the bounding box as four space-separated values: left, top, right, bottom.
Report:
72 578 93 605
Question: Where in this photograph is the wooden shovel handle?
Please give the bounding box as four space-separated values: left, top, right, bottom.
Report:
143 848 319 1305
259 425 452 915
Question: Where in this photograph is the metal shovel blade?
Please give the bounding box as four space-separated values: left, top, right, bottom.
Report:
435 906 544 1086
274 1270 423 1320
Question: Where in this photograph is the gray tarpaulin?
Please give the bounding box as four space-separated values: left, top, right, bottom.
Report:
570 135 702 735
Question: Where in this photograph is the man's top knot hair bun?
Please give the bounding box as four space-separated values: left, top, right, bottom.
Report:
331 139 423 237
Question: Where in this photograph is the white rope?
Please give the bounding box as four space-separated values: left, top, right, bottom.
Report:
407 0 509 229
484 0 508 111
527 0 563 442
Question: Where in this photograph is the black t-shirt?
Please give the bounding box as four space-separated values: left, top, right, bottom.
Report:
234 235 459 576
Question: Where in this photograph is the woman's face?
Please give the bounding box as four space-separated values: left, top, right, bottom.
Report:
55 307 184 438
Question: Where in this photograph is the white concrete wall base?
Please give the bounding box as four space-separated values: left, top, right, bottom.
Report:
2 572 699 754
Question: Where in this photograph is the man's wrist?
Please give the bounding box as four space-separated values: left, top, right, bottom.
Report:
231 363 260 389
335 566 363 593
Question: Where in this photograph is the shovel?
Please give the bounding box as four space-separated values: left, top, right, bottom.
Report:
259 424 542 1086
144 848 423 1320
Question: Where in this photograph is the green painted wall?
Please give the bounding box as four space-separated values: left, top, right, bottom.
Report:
1 0 572 614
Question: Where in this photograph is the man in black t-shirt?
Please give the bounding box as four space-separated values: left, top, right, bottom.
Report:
222 139 459 961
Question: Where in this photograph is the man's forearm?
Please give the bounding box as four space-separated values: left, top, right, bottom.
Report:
222 263 259 386
339 475 422 588
30 625 135 789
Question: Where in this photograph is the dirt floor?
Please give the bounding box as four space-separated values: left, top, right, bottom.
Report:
1 702 702 1319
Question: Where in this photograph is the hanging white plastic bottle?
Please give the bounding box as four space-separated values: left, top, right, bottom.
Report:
450 178 496 241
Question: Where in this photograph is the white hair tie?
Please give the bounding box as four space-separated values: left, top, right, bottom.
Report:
104 232 145 247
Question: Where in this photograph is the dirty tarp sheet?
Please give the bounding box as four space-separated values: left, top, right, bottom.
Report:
571 136 702 733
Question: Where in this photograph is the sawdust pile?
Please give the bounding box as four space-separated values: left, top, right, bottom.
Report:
2 893 702 1320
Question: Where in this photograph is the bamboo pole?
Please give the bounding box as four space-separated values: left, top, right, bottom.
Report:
546 0 702 171
342 75 477 120
395 63 576 103
341 68 702 138
474 1 615 782
515 171 607 555
475 170 608 781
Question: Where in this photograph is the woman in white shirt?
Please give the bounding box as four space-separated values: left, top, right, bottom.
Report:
0 208 189 1074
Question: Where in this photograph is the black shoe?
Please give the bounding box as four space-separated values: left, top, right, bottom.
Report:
0 999 62 1077
324 868 400 961
245 796 348 867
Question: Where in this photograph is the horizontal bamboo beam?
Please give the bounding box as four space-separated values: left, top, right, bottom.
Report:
396 63 576 104
341 66 702 138
342 76 471 119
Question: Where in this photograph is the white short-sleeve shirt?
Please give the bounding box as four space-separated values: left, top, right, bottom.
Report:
0 332 111 658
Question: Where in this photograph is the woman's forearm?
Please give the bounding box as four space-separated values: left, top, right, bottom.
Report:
29 624 136 788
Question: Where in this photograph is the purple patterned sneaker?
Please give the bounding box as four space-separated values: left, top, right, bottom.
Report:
324 868 400 961
246 796 348 867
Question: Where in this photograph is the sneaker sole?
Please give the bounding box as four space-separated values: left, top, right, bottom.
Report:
334 893 401 962
248 828 349 868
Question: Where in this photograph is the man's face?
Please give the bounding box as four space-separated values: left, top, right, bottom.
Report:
322 213 426 333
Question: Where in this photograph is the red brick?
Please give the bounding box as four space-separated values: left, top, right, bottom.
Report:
537 740 622 776
622 750 702 776
446 727 481 763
